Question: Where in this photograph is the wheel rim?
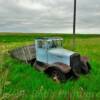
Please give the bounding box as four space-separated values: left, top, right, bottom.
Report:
52 71 60 83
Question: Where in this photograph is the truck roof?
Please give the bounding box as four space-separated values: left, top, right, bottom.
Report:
35 37 63 41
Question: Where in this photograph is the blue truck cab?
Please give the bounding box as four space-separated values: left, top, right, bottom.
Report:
35 37 76 66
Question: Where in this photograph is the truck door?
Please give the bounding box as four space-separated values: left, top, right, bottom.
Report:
36 40 48 63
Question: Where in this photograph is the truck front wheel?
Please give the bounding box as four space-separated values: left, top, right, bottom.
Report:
45 67 66 83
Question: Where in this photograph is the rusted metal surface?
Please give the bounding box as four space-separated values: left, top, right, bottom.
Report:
34 61 48 71
33 61 71 74
81 56 89 63
48 62 71 73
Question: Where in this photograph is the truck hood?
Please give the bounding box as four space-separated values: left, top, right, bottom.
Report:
48 48 75 57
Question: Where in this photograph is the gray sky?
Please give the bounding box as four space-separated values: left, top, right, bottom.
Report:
0 0 100 34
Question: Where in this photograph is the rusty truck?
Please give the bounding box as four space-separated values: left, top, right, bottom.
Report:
10 37 91 82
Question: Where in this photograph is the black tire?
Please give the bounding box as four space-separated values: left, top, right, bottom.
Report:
28 58 36 66
45 67 66 83
81 62 91 74
87 62 91 70
71 67 81 78
71 62 81 78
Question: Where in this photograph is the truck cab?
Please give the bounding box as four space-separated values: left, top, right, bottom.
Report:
35 37 79 67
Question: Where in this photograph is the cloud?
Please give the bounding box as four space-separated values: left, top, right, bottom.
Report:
18 0 47 10
0 0 100 33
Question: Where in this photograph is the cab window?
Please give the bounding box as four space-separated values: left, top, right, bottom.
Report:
38 40 45 48
48 40 62 48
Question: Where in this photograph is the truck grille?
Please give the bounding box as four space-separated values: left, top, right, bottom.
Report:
70 53 81 68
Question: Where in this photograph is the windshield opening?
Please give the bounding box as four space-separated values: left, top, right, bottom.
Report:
37 40 46 48
48 40 63 48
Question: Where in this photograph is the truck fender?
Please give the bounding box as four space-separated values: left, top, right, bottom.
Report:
80 56 91 74
81 56 89 64
81 56 91 69
45 62 71 74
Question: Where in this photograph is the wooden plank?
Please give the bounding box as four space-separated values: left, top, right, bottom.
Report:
10 45 36 62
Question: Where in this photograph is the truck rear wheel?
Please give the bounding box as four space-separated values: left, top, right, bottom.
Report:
28 58 36 66
45 67 66 83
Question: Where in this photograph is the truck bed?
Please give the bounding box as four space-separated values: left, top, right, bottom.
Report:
10 45 36 63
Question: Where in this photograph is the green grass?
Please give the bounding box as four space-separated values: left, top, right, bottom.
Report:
0 33 100 100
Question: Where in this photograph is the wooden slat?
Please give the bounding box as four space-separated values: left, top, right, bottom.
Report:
10 45 36 62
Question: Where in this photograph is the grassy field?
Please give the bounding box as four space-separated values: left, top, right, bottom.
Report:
0 33 100 100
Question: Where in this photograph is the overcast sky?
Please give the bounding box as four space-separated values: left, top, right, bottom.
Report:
0 0 100 34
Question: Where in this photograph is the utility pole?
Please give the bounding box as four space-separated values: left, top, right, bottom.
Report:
73 0 77 50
